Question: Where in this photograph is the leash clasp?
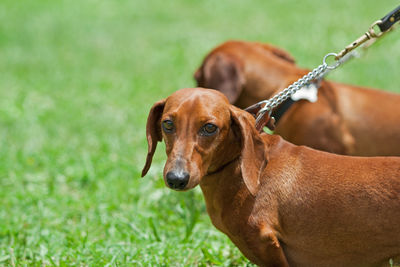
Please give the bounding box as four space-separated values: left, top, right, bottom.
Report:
336 5 400 60
245 102 276 132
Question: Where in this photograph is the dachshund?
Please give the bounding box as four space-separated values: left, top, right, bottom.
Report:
142 88 400 267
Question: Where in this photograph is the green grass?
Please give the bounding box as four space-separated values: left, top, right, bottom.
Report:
0 0 399 265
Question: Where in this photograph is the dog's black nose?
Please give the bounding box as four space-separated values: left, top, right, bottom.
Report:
166 171 189 190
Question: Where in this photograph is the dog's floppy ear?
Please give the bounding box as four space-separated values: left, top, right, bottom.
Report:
141 99 166 177
230 106 268 196
197 54 244 104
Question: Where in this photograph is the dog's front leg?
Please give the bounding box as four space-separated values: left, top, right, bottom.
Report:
260 229 289 267
241 227 289 267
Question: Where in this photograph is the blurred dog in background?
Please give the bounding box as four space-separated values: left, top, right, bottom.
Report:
194 40 400 156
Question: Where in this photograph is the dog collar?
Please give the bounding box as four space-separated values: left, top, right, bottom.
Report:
272 81 320 124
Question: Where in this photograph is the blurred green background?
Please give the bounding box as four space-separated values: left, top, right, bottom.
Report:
0 0 399 265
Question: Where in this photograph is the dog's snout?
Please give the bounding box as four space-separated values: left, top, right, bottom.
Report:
166 171 189 190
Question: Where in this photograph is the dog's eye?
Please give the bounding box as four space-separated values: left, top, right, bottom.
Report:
200 123 218 136
162 120 175 133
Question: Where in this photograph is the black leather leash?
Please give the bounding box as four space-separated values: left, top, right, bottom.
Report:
379 5 400 32
271 98 295 124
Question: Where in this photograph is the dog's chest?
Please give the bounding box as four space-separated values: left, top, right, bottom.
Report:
202 184 252 235
207 205 279 267
203 191 240 235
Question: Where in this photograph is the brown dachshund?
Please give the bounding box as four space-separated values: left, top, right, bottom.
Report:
194 40 400 156
142 88 400 267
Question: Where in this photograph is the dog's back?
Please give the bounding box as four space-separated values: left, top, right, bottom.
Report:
332 82 400 156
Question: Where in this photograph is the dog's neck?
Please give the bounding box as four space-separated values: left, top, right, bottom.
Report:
199 129 258 233
206 127 241 174
201 127 244 186
205 155 240 176
200 133 284 199
200 156 251 234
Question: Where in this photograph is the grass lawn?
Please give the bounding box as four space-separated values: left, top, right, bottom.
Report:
0 0 399 265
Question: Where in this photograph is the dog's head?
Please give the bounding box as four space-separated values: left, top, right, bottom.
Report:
193 41 297 105
142 88 267 195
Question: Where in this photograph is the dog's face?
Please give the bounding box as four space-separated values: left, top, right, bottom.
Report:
143 88 235 191
142 88 267 195
160 88 235 190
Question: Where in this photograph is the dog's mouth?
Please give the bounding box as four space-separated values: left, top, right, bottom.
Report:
167 180 188 191
168 186 188 192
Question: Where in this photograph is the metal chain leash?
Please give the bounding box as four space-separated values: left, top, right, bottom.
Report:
254 5 400 129
255 53 339 125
